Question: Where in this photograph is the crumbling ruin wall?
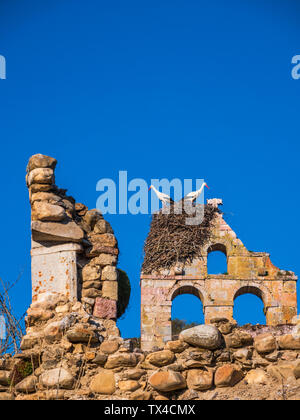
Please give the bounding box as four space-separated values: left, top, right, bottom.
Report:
26 154 119 319
1 309 300 400
141 200 298 351
0 154 299 401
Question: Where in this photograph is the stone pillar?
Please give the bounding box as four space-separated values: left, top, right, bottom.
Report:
141 303 172 351
26 154 84 303
31 242 83 301
26 154 121 320
281 279 298 323
141 278 172 351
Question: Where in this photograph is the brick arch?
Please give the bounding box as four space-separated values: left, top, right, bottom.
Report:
207 243 227 256
206 242 228 275
203 239 228 256
167 282 210 307
202 222 249 258
203 236 241 258
232 282 273 308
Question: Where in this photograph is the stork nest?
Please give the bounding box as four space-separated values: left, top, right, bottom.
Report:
142 203 221 274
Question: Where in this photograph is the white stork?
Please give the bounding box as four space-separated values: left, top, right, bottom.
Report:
181 182 209 203
148 185 174 206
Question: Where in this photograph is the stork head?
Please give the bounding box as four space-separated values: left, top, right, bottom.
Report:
204 182 210 189
148 185 152 191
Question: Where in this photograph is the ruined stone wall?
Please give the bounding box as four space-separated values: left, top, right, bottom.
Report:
0 154 299 400
1 307 300 400
26 154 119 319
141 200 298 351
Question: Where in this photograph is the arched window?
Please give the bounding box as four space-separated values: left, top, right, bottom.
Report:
171 286 204 339
207 244 227 275
233 286 265 325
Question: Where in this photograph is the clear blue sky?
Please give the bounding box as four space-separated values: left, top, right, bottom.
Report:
1 0 300 337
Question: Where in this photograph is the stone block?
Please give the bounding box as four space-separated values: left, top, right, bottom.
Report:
102 281 118 300
27 168 54 186
146 350 175 367
102 266 118 281
118 380 140 392
88 233 117 247
277 334 300 350
149 371 186 392
104 353 137 369
31 221 84 243
27 154 57 172
39 368 74 389
215 364 244 387
92 254 118 267
254 333 276 354
90 371 115 395
93 297 117 320
82 264 101 282
187 368 213 391
32 202 66 222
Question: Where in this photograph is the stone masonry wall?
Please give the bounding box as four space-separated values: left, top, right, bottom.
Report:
0 154 299 400
0 306 300 400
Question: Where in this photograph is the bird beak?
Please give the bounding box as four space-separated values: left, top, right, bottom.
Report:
148 186 152 191
205 184 210 189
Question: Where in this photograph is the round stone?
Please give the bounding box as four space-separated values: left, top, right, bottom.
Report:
179 324 222 349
